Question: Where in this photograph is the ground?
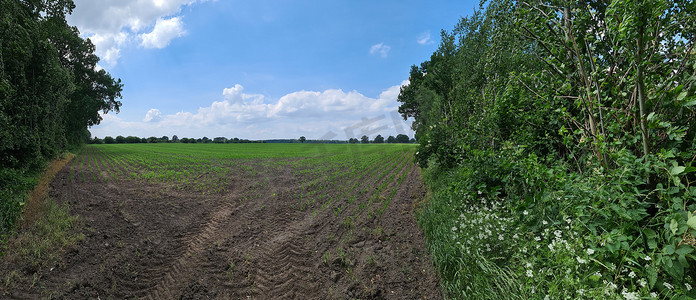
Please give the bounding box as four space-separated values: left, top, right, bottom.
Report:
1 144 441 299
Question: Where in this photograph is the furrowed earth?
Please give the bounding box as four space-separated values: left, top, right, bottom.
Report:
0 144 441 299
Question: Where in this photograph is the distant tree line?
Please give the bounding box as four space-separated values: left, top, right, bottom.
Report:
348 134 415 144
91 134 416 144
1 0 123 235
91 135 261 144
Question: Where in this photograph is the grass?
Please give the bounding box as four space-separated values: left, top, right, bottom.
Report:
418 167 525 300
2 153 82 290
3 199 82 289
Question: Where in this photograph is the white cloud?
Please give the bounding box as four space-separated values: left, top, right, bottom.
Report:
144 109 163 122
370 43 391 58
67 0 205 66
140 17 186 49
89 81 414 140
417 32 434 45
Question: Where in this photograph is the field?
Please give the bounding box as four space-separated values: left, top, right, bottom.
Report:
1 143 440 299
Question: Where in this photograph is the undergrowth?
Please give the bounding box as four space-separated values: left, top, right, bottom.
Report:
419 146 696 299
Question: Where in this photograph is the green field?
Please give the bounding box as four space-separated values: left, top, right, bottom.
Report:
72 143 418 214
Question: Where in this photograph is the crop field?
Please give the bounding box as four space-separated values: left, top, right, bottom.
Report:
2 143 440 299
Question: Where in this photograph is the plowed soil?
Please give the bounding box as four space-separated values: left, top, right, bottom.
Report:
1 150 441 299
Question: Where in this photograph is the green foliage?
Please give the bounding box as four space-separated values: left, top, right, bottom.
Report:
403 0 696 298
373 134 384 144
0 0 122 237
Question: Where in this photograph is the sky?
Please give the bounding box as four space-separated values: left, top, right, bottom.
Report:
66 0 475 140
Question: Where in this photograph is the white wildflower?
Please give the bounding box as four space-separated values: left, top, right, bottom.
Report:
586 248 595 255
628 271 635 278
686 282 692 291
650 292 657 298
577 289 585 296
523 210 529 215
637 278 647 287
576 256 587 264
663 282 673 290
526 270 533 277
542 220 548 225
621 289 639 300
644 255 651 261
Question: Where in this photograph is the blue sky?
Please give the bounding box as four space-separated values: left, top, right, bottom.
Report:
67 0 475 140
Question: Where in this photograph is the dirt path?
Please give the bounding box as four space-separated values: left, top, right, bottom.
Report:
1 155 441 299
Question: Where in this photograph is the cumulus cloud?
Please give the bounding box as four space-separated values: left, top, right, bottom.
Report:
369 43 391 58
144 109 163 122
67 0 204 66
417 32 434 45
140 17 186 49
89 81 414 140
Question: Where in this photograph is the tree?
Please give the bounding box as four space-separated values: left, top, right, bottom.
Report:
299 136 306 143
160 136 169 143
395 134 410 143
361 135 370 144
373 135 384 143
104 136 115 144
115 136 126 144
171 135 179 143
147 136 158 143
125 136 140 143
213 137 227 143
387 136 396 143
349 138 359 144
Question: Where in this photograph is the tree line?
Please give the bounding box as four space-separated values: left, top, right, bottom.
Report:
88 134 415 144
399 0 695 297
1 0 122 235
348 134 415 144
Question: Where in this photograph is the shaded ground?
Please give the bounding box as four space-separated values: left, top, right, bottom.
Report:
1 150 441 299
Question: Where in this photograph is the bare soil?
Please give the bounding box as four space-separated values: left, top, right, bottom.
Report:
1 154 441 299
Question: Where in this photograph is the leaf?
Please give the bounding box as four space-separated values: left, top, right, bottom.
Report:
665 244 675 255
670 219 679 235
677 91 688 101
666 259 685 279
644 228 657 238
688 215 696 230
647 238 657 249
647 265 657 288
670 165 686 176
647 111 656 121
676 245 694 256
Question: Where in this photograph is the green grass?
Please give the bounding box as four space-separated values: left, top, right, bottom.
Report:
3 199 83 289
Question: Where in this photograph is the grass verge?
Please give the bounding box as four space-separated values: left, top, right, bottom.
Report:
1 152 83 291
